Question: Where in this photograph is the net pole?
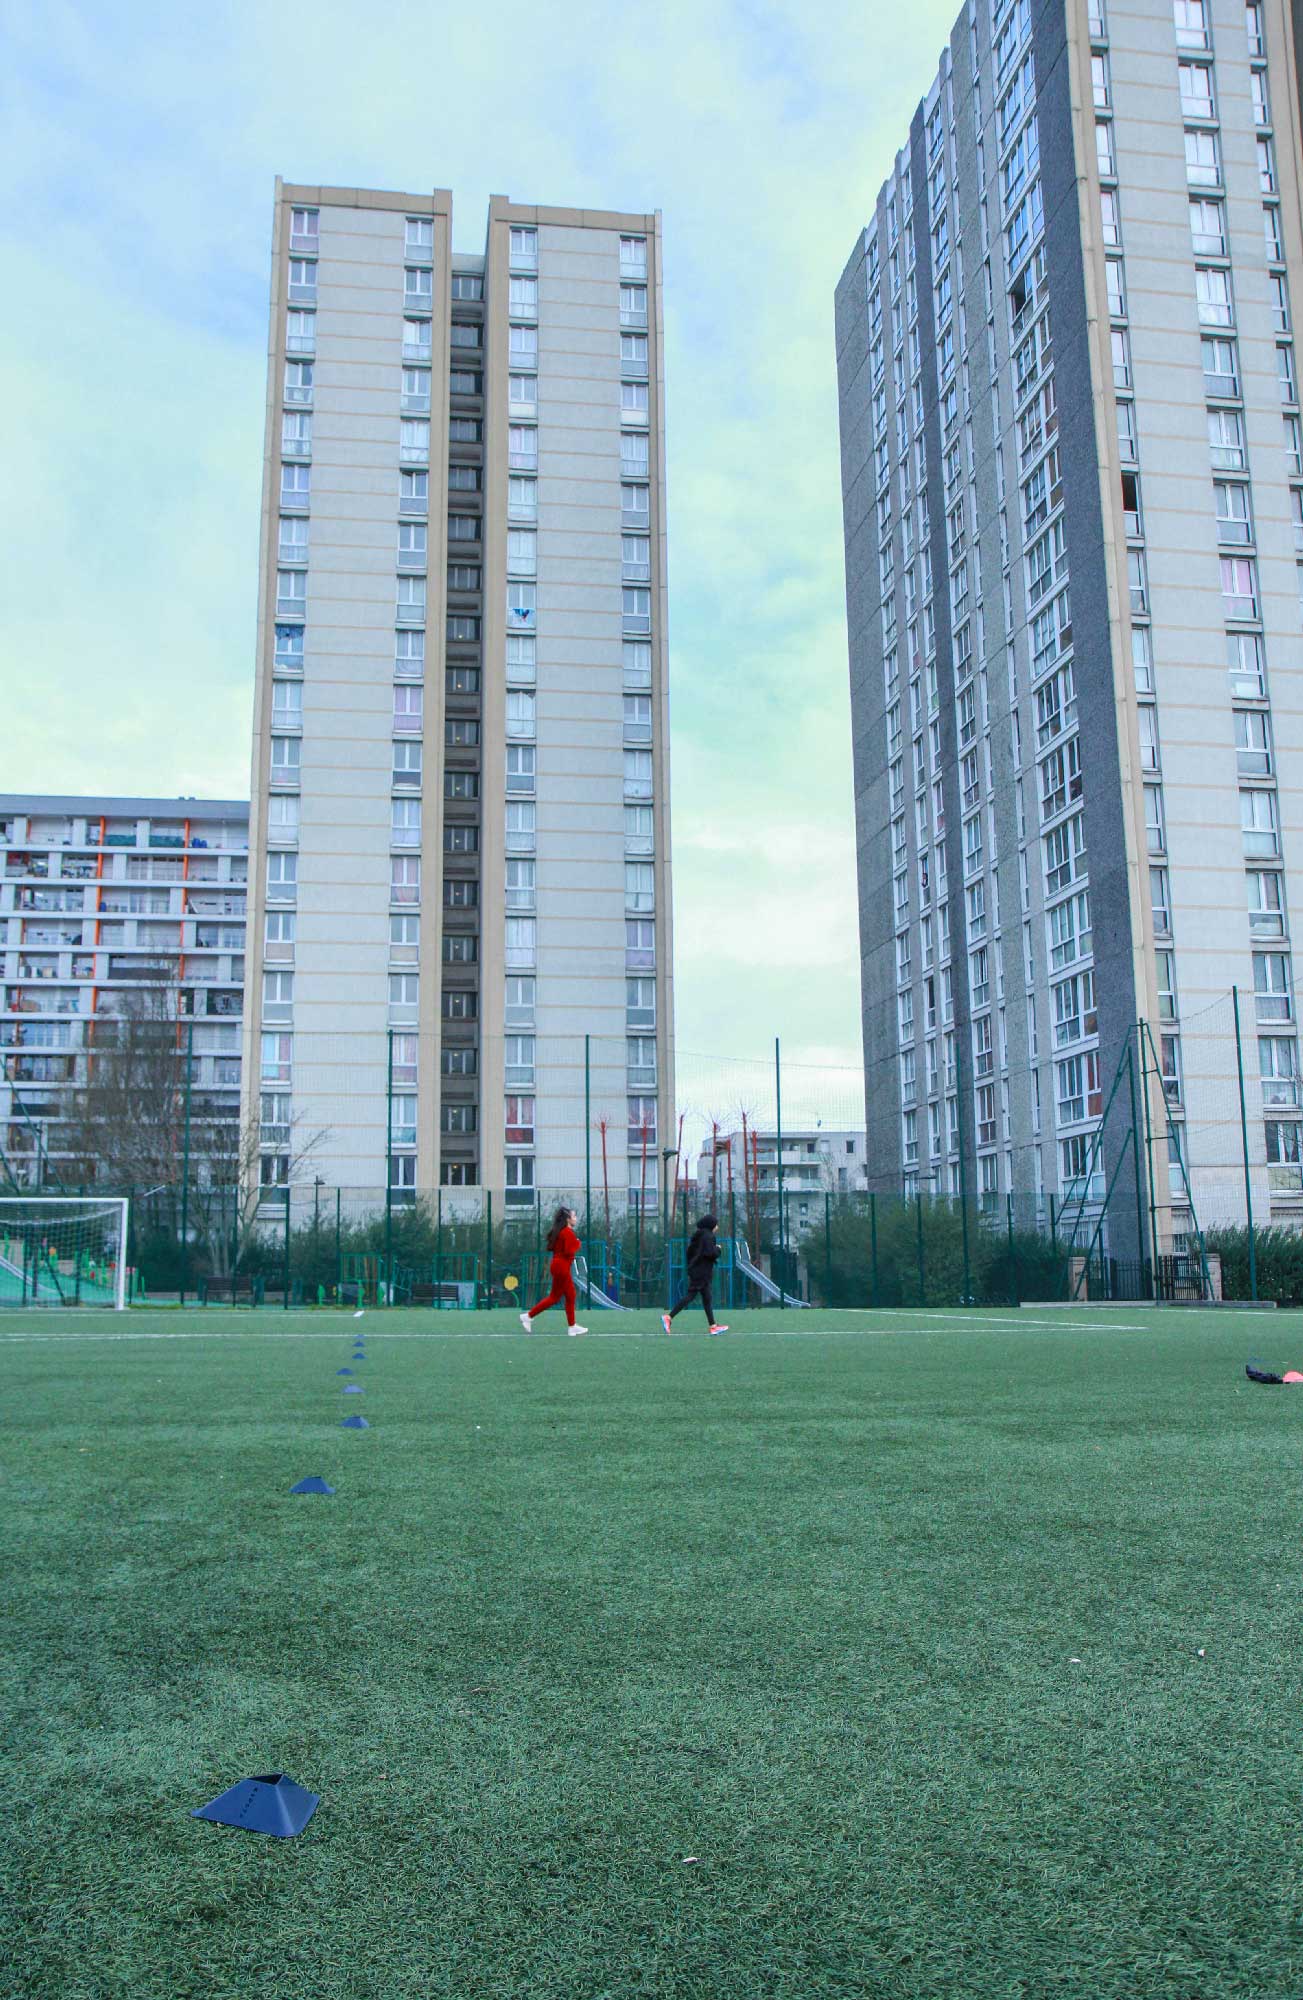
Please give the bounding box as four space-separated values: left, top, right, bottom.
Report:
955 1043 972 1305
870 1191 879 1306
774 1037 785 1310
824 1191 832 1306
485 1188 493 1308
584 1034 592 1251
179 1021 193 1309
916 1191 925 1307
115 1199 129 1311
1140 1019 1159 1268
282 1186 291 1311
1232 984 1259 1301
385 1028 394 1305
1126 1036 1148 1291
437 1186 445 1306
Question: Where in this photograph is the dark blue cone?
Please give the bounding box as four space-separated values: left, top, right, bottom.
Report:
336 1367 354 1376
289 1476 334 1495
342 1383 364 1394
341 1414 369 1429
351 1352 366 1361
192 1772 319 1837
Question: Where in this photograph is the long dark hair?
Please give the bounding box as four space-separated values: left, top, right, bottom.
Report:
546 1206 575 1252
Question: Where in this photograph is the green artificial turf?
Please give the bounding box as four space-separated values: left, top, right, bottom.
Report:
4 1303 1302 1998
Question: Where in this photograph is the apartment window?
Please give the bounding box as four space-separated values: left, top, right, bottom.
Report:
1259 135 1277 194
1272 274 1291 335
276 569 306 616
1255 951 1294 1022
1185 127 1220 185
451 371 483 398
447 516 478 544
401 368 431 414
620 235 648 276
507 374 536 410
625 919 656 971
621 284 648 326
1132 626 1154 692
506 745 536 796
1196 266 1233 327
391 913 421 958
1221 555 1258 618
504 690 536 743
625 862 655 913
400 420 430 464
1144 783 1166 854
507 634 536 683
441 1104 478 1137
1189 197 1225 255
404 267 433 305
270 736 301 782
1241 786 1280 857
1150 865 1172 937
506 859 536 913
403 318 432 360
393 684 423 733
396 576 426 623
395 629 425 677
1247 0 1265 54
448 563 481 593
1201 335 1238 398
280 465 311 512
507 529 537 577
1096 120 1116 178
442 932 478 966
391 799 421 846
1266 206 1285 262
623 748 653 800
390 856 420 903
268 795 299 841
1279 344 1298 405
625 805 654 854
1249 869 1285 938
1235 708 1272 777
444 825 478 855
404 215 433 255
1174 0 1208 47
1179 61 1215 118
1127 547 1148 614
1260 1035 1299 1109
442 991 478 1022
1137 705 1160 772
400 469 429 513
503 916 535 968
1250 66 1270 125
272 680 303 727
509 425 538 471
448 615 480 642
443 880 477 914
267 852 298 902
1288 415 1303 476
509 225 538 266
508 275 538 316
621 332 649 373
621 434 650 476
507 581 536 628
623 587 652 633
287 259 316 301
260 1032 292 1085
621 380 650 418
1214 481 1252 544
1208 407 1245 470
505 976 536 1030
398 522 428 568
1100 188 1121 248
509 477 537 519
623 535 651 581
1265 1120 1303 1191
445 770 479 802
392 741 423 790
626 976 656 1028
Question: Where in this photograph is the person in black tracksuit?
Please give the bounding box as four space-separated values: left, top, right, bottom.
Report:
662 1214 729 1334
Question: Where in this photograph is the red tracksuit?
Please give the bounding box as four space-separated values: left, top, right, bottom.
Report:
528 1226 581 1326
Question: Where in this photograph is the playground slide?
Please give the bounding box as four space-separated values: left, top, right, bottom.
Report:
733 1240 810 1309
574 1258 630 1311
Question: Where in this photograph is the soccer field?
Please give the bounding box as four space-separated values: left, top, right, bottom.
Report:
5 1304 1301 2000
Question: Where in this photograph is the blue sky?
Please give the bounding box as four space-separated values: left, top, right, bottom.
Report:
1 0 954 1086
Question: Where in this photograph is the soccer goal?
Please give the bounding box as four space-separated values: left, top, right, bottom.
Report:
0 1197 130 1310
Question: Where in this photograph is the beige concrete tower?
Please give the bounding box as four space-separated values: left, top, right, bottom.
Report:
242 183 673 1215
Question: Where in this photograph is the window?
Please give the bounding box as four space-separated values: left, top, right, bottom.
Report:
388 972 419 1018
1174 0 1208 46
1249 869 1285 937
442 990 478 1022
403 318 432 360
1132 626 1154 693
624 748 653 799
404 267 433 305
400 420 430 464
626 976 656 1027
509 275 538 314
506 745 536 795
507 581 536 628
444 770 479 801
396 575 426 622
506 859 536 912
1259 135 1277 195
506 689 536 740
260 1033 292 1086
623 587 651 633
1235 708 1272 777
621 284 648 325
1255 952 1294 1022
509 425 538 471
1250 66 1270 125
1202 335 1238 398
1260 1034 1299 1106
448 614 480 642
451 371 483 398
393 684 423 733
398 522 427 567
267 852 297 901
1241 786 1280 857
405 215 433 254
390 856 420 902
505 976 535 1029
391 799 421 846
509 476 537 519
625 805 654 854
1266 1120 1303 1191
1150 865 1172 937
1207 407 1245 470
1196 266 1233 327
1100 188 1121 248
272 681 303 726
290 206 318 243
1144 784 1166 854
625 862 655 912
270 735 301 782
1214 481 1252 544
392 741 423 789
510 225 538 265
1185 126 1220 185
1096 120 1115 178
288 259 316 300
621 380 650 417
621 433 650 475
400 469 429 513
505 1097 534 1146
507 529 537 576
443 825 478 855
1189 197 1225 255
1179 61 1215 118
441 1105 478 1135
401 368 430 414
395 629 425 677
507 634 536 683
268 795 299 841
626 918 656 969
1221 555 1257 618
620 235 648 275
443 932 478 965
1228 630 1266 697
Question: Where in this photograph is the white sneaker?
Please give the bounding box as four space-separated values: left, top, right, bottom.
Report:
519 1311 533 1333
661 1313 673 1335
709 1322 730 1335
568 1323 588 1337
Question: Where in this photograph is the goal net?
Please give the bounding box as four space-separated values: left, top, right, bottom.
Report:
0 1197 130 1309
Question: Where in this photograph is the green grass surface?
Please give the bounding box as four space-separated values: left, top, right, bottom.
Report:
4 1303 1302 1999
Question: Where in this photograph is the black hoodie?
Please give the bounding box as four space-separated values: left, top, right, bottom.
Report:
685 1222 721 1277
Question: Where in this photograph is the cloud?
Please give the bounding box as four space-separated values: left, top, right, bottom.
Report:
1 0 958 1094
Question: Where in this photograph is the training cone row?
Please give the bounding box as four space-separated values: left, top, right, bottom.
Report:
200 1316 376 1837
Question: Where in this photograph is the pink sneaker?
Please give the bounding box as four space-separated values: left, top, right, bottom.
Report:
709 1323 730 1335
661 1313 672 1335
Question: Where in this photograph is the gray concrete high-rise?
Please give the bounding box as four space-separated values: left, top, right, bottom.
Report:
837 0 1303 1243
243 184 674 1210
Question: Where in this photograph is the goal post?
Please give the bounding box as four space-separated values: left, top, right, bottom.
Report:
0 1197 131 1310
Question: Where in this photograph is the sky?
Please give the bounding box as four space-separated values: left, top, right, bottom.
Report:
1 0 956 1099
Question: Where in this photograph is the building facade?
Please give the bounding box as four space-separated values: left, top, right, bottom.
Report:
0 795 248 1182
243 183 674 1209
837 0 1303 1240
695 1126 871 1233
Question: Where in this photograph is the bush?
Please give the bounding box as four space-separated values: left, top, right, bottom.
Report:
1206 1224 1303 1306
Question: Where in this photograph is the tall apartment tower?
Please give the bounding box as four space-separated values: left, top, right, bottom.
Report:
837 0 1303 1240
243 184 673 1210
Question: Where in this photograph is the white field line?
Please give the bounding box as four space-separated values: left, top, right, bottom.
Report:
0 1308 1148 1345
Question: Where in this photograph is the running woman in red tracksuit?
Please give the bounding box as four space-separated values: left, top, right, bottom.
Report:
521 1206 587 1336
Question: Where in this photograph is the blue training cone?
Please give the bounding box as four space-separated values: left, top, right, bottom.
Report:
289 1476 334 1495
192 1772 319 1838
341 1414 369 1429
336 1368 354 1376
342 1383 364 1394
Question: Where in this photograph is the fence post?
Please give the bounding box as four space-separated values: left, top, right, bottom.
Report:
774 1037 786 1309
385 1027 394 1305
1006 1191 1017 1306
634 1187 643 1309
533 1188 540 1298
955 1043 972 1305
824 1191 832 1306
437 1186 444 1307
584 1034 592 1250
870 1192 879 1306
335 1187 342 1299
485 1188 493 1308
179 1021 193 1309
1125 1037 1149 1294
1139 1019 1159 1277
282 1185 291 1311
915 1191 925 1306
1232 984 1259 1302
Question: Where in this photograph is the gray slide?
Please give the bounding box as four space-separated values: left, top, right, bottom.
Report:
574 1256 630 1311
733 1239 810 1309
